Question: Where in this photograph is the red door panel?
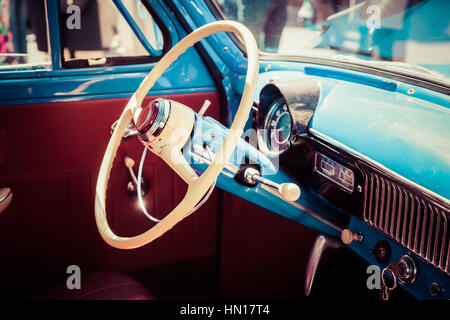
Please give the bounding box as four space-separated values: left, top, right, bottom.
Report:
0 91 221 296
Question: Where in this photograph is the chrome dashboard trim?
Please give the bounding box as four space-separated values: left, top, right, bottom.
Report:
309 128 450 209
257 96 292 158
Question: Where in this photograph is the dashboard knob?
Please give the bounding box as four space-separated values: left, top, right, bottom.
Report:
278 183 301 202
341 229 363 245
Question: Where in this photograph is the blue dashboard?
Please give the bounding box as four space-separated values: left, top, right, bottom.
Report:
186 63 450 299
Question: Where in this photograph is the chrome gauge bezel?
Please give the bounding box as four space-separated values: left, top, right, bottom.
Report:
257 96 293 157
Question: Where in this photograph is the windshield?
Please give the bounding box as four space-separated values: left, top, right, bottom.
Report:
214 0 450 84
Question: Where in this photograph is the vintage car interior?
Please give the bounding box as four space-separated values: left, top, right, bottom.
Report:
0 0 448 301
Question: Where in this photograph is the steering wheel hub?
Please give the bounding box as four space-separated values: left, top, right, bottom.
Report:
135 98 171 143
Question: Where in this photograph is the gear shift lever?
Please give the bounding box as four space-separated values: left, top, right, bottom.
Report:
243 167 301 202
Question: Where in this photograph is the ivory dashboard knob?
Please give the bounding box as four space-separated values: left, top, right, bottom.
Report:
278 183 301 202
341 229 363 245
124 156 135 168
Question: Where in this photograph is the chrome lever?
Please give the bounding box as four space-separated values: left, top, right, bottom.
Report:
0 187 13 215
192 145 301 202
124 156 139 187
243 167 301 202
198 99 211 117
305 234 341 296
123 156 149 197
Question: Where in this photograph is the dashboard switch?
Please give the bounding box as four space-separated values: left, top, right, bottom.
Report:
370 240 391 264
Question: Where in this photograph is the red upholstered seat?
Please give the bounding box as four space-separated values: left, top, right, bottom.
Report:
32 271 155 300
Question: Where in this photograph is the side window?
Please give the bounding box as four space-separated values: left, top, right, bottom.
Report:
59 0 165 67
0 0 50 70
121 0 163 53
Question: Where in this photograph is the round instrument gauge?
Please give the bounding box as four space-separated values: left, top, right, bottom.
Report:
258 97 293 156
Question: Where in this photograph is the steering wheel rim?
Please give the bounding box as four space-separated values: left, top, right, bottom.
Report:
95 21 259 249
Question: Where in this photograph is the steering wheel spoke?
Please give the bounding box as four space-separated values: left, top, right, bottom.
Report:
159 148 199 185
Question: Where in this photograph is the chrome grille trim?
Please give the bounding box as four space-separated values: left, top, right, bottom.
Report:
426 205 434 261
419 200 427 257
441 212 448 269
362 170 450 275
447 228 450 273
413 197 421 253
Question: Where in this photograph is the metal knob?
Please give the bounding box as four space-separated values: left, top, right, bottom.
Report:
341 229 363 245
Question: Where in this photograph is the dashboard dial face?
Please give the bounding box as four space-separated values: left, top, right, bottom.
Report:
263 97 293 155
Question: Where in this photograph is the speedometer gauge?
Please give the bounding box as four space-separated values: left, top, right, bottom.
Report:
257 79 319 157
258 97 293 156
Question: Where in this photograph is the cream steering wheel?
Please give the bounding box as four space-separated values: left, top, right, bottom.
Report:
95 21 259 249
